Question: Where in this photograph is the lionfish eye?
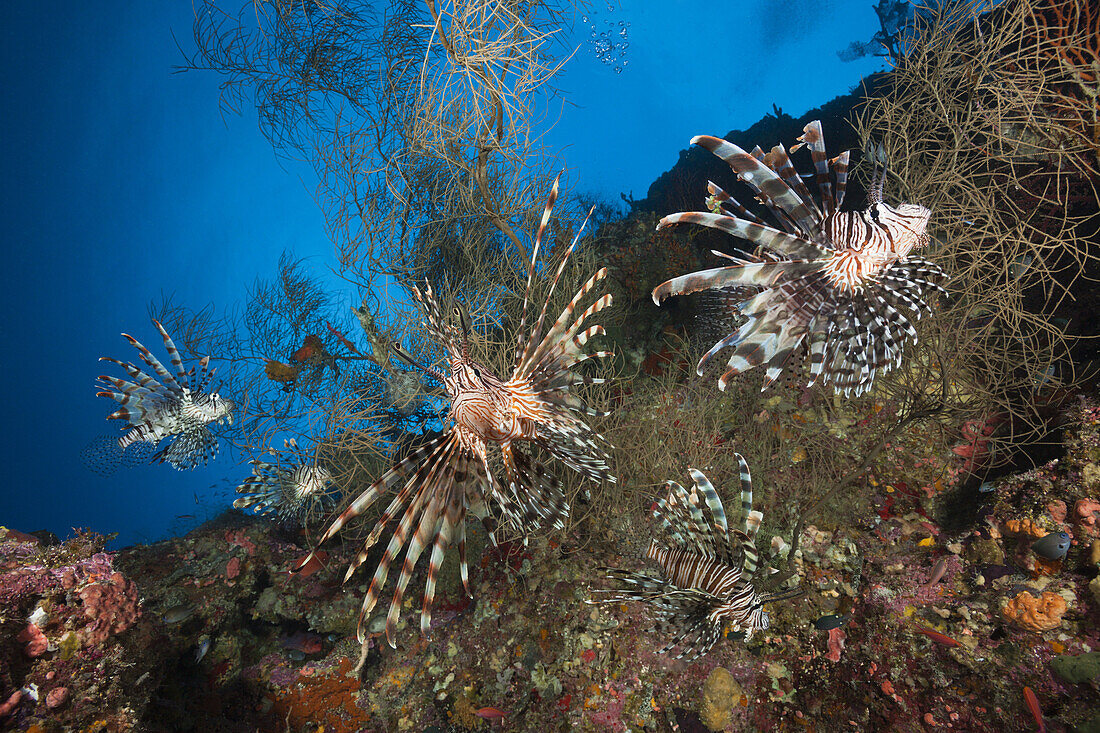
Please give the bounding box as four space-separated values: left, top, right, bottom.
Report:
869 203 880 224
472 366 482 380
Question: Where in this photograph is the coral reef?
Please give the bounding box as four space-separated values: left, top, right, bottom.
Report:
27 3 1100 730
4 396 1100 731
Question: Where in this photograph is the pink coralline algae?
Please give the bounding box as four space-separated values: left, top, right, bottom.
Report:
0 690 23 719
45 686 69 709
225 529 257 556
17 622 48 657
226 556 242 579
826 628 846 662
78 571 141 645
59 552 113 589
1075 498 1100 540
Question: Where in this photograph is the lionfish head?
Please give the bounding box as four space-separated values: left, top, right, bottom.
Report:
751 606 770 631
869 201 932 255
207 393 235 424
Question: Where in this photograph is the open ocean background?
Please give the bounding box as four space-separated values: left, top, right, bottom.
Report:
1 1 883 547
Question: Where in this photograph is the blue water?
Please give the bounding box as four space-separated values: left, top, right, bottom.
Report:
0 1 882 548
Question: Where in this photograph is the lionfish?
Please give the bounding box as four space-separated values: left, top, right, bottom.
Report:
653 121 948 396
233 438 340 525
96 319 234 470
597 457 800 660
300 176 615 649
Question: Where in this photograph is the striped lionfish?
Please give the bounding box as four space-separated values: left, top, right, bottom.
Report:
96 320 234 470
598 457 800 660
233 438 340 526
653 121 948 396
300 175 615 649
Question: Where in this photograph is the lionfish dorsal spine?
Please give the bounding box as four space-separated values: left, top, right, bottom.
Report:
692 134 822 240
514 173 561 369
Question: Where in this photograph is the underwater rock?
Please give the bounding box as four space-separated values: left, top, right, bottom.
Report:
966 537 1005 565
1082 463 1100 490
1052 651 1100 684
1001 590 1067 632
699 667 742 731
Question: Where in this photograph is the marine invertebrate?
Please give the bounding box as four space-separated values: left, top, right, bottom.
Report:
301 177 614 652
1001 590 1067 632
78 571 141 645
652 121 947 396
96 319 234 469
263 358 300 386
597 457 801 660
233 438 340 526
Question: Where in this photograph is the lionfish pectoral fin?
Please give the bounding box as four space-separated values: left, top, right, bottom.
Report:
500 444 568 532
689 135 824 239
152 425 218 470
421 485 465 635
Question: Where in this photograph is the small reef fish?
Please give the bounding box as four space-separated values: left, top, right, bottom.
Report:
652 121 947 396
474 707 508 720
922 557 948 590
813 613 850 631
194 636 211 662
162 604 195 625
96 319 234 470
1031 531 1071 561
1023 686 1046 733
597 457 802 660
913 625 961 648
